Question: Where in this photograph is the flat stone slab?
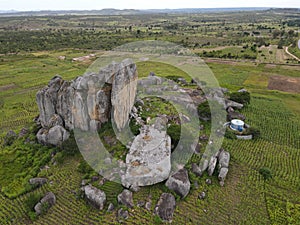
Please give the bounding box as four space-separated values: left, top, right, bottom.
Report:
122 124 171 188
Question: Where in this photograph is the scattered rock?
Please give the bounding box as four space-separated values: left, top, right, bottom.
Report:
199 159 209 173
227 112 246 121
34 192 56 215
208 156 217 176
225 99 243 110
83 185 106 210
206 179 212 185
238 88 248 93
117 189 134 208
18 128 29 138
122 118 171 188
130 185 140 192
177 78 187 85
137 200 145 207
218 151 230 169
218 168 229 183
37 125 70 146
198 192 206 200
107 203 115 212
194 181 199 189
154 193 176 222
199 134 209 141
91 176 99 182
118 208 129 221
227 107 235 113
192 163 202 177
29 178 48 186
145 201 152 211
4 130 17 146
81 179 88 186
194 143 201 154
165 168 190 198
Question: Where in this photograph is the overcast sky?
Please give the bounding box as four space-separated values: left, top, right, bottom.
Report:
0 0 299 11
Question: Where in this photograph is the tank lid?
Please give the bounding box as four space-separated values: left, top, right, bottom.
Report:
231 119 244 126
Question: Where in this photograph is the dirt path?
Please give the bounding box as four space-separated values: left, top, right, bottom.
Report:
285 45 300 62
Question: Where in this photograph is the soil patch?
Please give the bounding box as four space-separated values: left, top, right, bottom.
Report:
268 75 300 93
0 84 17 92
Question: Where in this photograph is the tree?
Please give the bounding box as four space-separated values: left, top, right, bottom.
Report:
229 91 251 105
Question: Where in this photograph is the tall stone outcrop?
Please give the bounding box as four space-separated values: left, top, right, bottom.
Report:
36 59 138 145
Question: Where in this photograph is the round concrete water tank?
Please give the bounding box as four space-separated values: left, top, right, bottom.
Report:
230 119 244 132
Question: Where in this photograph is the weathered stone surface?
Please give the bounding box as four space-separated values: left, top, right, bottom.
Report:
192 163 202 177
107 203 115 212
218 167 229 182
165 169 191 198
37 125 70 146
3 130 17 146
18 128 29 138
34 203 43 215
121 118 171 188
199 159 209 173
198 191 206 200
117 189 134 208
83 185 106 210
145 201 152 211
111 59 138 131
218 151 230 169
29 178 47 186
208 156 217 176
227 112 246 121
225 99 243 110
41 192 56 206
37 76 63 128
36 59 138 145
118 208 129 221
34 192 56 215
206 179 212 185
154 193 176 222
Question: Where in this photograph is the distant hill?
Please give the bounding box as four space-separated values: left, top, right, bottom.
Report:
0 7 271 16
0 10 18 14
1 7 300 17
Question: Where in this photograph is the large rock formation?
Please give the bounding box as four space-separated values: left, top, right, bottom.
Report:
36 59 138 145
121 117 171 188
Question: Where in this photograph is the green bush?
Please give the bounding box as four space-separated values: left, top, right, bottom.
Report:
129 119 141 136
259 167 272 180
246 127 261 140
167 124 181 150
53 152 64 164
24 193 42 212
225 128 237 139
229 91 251 105
60 132 79 156
77 160 94 175
197 101 211 120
